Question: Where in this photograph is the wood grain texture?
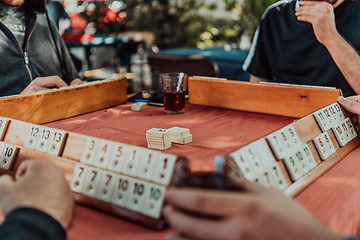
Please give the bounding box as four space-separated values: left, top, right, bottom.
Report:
188 77 343 118
0 77 127 124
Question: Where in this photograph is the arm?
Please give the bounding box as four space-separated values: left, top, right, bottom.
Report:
249 74 271 83
163 180 343 240
296 1 360 94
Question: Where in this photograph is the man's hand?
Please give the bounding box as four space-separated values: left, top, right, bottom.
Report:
163 180 343 240
0 159 74 228
20 76 84 95
338 96 360 133
295 1 339 46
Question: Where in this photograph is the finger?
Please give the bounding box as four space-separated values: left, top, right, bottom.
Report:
15 159 50 179
338 96 360 115
0 174 15 188
163 206 235 240
33 76 68 88
296 4 331 14
165 188 256 217
164 234 193 240
299 1 333 7
346 95 360 103
69 78 85 85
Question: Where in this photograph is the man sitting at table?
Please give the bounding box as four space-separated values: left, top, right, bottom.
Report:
0 0 82 97
242 0 360 97
1 95 360 240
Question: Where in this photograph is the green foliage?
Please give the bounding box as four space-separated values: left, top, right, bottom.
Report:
242 0 279 38
76 0 278 48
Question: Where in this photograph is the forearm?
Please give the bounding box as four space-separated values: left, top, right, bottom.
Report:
324 33 360 94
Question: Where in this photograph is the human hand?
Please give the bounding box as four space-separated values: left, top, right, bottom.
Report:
338 96 360 133
20 76 68 95
70 78 85 86
0 159 74 228
295 1 339 46
163 179 343 240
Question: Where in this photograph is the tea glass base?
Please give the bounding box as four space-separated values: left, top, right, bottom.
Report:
164 109 184 114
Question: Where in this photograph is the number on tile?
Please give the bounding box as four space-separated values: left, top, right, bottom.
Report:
35 127 53 153
46 129 68 156
70 163 89 193
106 143 128 173
95 170 116 202
81 167 102 198
0 143 17 170
141 183 166 219
110 174 133 208
80 137 100 165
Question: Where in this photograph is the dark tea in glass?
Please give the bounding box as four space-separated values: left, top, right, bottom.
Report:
161 73 187 114
163 91 186 113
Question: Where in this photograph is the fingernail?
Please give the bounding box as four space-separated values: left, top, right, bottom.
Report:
338 96 346 103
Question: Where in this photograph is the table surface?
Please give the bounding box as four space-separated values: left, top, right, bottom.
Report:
44 102 360 239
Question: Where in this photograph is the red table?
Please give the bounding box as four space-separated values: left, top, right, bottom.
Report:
44 102 360 239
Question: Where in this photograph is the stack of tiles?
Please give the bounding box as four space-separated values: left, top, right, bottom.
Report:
146 128 171 150
168 127 193 144
131 102 147 111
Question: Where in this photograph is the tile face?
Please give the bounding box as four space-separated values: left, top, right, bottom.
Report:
259 170 276 189
24 125 41 150
46 129 68 156
345 118 358 140
333 102 346 122
313 134 330 160
277 129 294 154
125 179 148 212
141 183 166 219
229 149 255 180
266 132 286 160
322 108 333 126
70 163 89 193
243 146 264 173
95 170 116 202
293 149 309 175
93 140 113 169
0 143 17 170
110 174 133 208
314 109 331 132
106 143 128 173
283 125 302 148
283 153 303 181
323 132 336 156
80 137 100 165
35 127 53 153
268 162 288 191
0 118 9 140
136 149 158 181
81 167 102 198
121 146 143 176
301 144 317 170
332 123 347 147
152 153 177 186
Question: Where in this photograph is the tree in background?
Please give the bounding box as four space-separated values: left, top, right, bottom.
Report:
242 0 278 38
76 0 277 49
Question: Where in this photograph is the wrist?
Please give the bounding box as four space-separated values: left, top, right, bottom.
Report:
322 32 345 49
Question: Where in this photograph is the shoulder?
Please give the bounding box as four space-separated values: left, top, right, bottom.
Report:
261 0 295 20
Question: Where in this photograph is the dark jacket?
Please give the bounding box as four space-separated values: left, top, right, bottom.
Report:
0 10 79 97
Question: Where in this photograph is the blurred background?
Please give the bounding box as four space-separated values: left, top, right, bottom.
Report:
53 0 278 93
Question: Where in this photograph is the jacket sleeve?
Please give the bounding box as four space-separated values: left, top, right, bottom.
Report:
0 207 66 240
47 15 80 84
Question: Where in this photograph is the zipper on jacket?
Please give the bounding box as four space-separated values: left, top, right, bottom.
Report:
0 15 37 81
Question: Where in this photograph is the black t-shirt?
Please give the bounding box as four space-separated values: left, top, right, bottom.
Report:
243 0 360 97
